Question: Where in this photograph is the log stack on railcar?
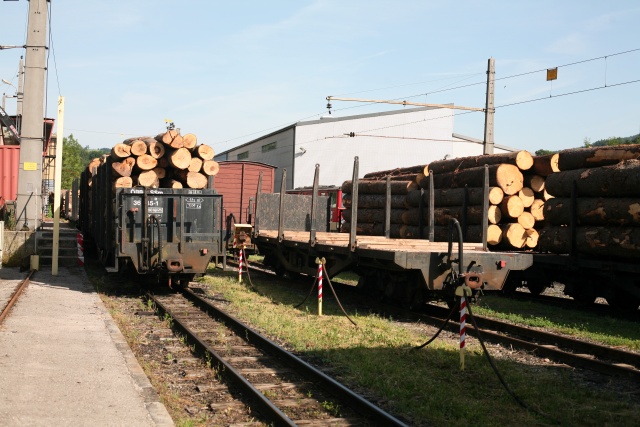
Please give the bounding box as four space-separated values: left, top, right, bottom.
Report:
78 129 223 285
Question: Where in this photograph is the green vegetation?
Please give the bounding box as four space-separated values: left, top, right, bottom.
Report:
198 267 639 427
60 134 110 189
536 133 640 155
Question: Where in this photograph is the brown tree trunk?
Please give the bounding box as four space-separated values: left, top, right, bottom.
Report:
399 224 502 244
175 170 208 189
157 157 169 168
136 170 159 187
123 139 148 156
516 211 535 230
341 180 418 195
405 187 504 207
401 205 501 226
87 158 101 175
501 223 527 248
201 160 220 176
425 151 534 175
342 208 405 224
538 225 640 257
156 130 184 148
110 143 131 160
135 154 158 171
530 199 545 221
188 157 203 173
113 176 133 189
153 167 166 179
363 164 427 179
340 222 402 238
146 140 166 159
499 195 524 218
111 157 135 177
518 187 535 208
195 144 215 160
182 133 198 150
161 179 183 189
531 153 559 176
343 193 408 209
544 197 640 226
545 159 640 197
524 174 545 193
423 163 524 195
557 144 640 171
167 148 192 170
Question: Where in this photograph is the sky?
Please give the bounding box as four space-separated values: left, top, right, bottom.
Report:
1 1 639 156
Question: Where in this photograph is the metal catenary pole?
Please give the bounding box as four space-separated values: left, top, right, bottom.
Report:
483 57 496 155
52 96 65 275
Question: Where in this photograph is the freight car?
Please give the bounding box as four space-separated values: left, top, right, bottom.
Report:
78 156 223 285
254 160 534 307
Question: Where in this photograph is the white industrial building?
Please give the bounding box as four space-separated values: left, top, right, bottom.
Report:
215 106 515 190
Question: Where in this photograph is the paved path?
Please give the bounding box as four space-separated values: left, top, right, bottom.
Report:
0 266 174 427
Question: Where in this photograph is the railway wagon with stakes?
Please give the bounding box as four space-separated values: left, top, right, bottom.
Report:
253 158 534 307
78 156 224 286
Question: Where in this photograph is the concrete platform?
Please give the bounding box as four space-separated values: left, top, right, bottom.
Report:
0 266 174 426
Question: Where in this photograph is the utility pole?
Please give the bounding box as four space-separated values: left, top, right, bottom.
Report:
17 56 25 120
16 0 49 231
483 57 495 155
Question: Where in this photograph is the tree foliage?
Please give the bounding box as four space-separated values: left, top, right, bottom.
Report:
60 134 109 189
537 133 640 154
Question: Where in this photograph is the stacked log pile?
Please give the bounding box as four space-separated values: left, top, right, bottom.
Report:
340 151 546 248
84 130 218 190
539 144 640 257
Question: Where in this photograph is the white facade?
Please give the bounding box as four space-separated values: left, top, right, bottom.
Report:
215 107 514 190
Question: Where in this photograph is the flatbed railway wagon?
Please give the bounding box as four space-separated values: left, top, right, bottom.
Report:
78 157 223 285
254 162 533 307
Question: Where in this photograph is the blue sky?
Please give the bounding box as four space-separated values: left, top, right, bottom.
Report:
1 1 639 155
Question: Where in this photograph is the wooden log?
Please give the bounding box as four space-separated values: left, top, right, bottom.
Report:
111 157 135 178
167 148 192 170
156 130 184 148
161 179 183 189
530 199 545 221
175 170 208 189
556 144 640 171
531 154 559 177
123 139 148 156
342 208 405 224
499 195 524 218
399 224 502 245
425 151 534 175
524 174 545 192
502 223 527 248
87 158 101 175
545 159 640 197
146 140 166 159
401 205 501 226
544 197 640 226
363 164 427 179
136 170 159 188
110 143 131 160
538 225 640 258
157 157 169 168
516 211 536 230
113 176 133 189
182 133 198 150
421 164 523 195
188 157 203 173
518 187 535 208
195 144 215 161
135 154 158 171
524 229 539 249
341 180 418 195
405 187 504 207
340 222 402 238
201 160 220 176
343 193 408 209
152 167 166 179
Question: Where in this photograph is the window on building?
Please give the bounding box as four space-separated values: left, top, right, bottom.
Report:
237 151 249 160
262 141 277 153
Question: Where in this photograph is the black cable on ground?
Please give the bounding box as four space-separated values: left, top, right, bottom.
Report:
294 275 318 308
322 267 358 327
412 304 457 350
466 302 563 425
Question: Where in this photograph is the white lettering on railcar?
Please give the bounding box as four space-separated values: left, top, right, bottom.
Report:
186 203 202 209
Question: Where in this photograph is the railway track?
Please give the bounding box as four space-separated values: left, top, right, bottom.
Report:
232 259 640 381
0 270 35 325
148 285 408 426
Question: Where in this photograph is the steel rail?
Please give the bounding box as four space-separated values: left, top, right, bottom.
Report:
0 270 35 325
148 292 297 427
180 286 409 427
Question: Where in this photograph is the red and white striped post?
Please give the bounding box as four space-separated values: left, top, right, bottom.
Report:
317 262 323 316
76 232 84 267
460 296 467 370
238 246 243 283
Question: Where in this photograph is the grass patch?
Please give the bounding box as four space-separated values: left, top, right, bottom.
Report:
199 266 640 427
475 295 640 351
